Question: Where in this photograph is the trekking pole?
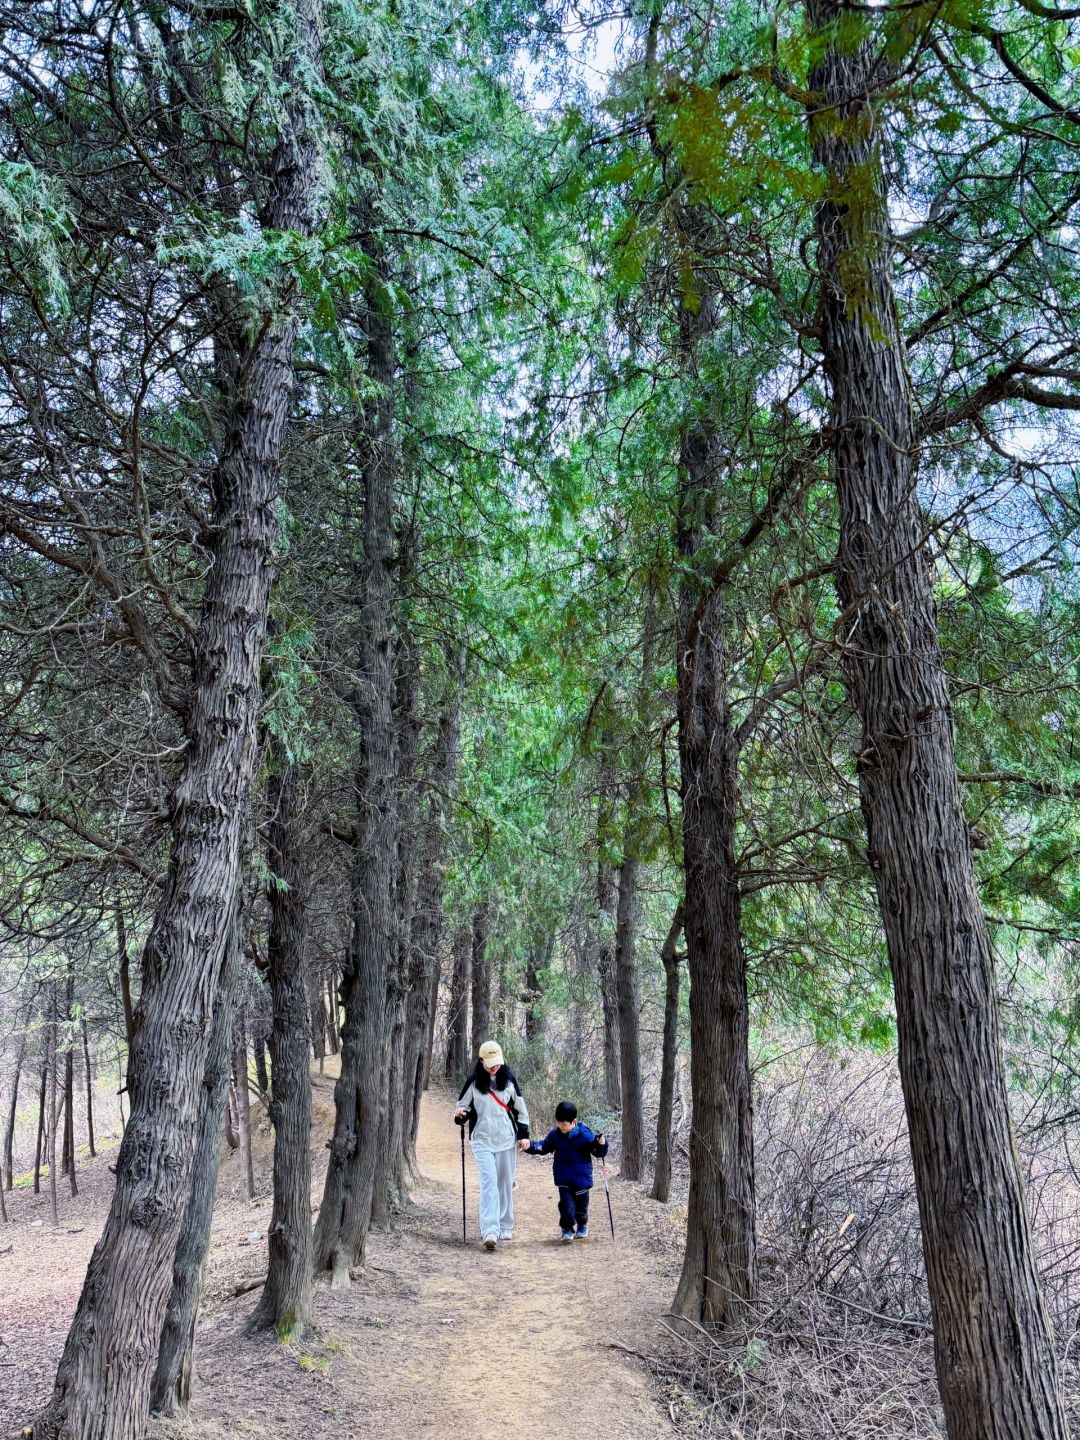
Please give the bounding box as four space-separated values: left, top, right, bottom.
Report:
456 1115 467 1243
601 1154 615 1242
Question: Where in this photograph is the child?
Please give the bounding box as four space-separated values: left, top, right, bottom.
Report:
524 1100 608 1242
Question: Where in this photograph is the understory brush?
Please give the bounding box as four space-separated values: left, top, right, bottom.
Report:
649 1045 1080 1437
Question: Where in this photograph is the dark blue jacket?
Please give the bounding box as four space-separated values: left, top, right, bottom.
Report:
526 1123 608 1190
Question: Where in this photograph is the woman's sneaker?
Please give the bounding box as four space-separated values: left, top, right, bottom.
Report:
575 1226 589 1240
484 1236 498 1252
561 1231 575 1244
498 1232 513 1241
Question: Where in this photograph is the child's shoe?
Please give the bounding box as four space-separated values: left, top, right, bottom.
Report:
560 1231 575 1244
575 1226 589 1240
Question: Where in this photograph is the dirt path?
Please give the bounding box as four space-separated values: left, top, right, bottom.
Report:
2 1067 681 1439
374 1091 674 1439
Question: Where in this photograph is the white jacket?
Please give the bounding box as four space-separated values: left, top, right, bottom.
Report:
456 1073 530 1153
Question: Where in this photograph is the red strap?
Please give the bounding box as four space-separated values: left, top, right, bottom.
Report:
486 1089 518 1137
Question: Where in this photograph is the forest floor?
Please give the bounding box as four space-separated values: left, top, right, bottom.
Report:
1 1058 686 1438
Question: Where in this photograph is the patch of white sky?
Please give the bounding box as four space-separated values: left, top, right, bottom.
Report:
515 15 628 112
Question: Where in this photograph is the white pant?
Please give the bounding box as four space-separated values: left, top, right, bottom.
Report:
473 1145 516 1240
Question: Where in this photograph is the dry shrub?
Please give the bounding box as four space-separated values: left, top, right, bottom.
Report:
649 1043 1080 1437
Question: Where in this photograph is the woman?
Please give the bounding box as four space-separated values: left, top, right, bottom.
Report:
454 1040 531 1251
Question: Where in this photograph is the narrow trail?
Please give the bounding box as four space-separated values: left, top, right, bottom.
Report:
174 1069 678 1438
379 1089 675 1439
2 1061 682 1438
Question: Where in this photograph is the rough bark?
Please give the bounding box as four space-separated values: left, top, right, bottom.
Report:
372 1015 403 1227
469 905 492 1055
651 904 684 1204
250 751 313 1337
806 6 1066 1433
672 576 755 1326
313 227 399 1286
150 903 242 1416
670 250 756 1324
444 924 471 1081
35 7 323 1427
613 850 645 1181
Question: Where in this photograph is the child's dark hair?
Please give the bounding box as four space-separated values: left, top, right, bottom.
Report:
555 1100 577 1123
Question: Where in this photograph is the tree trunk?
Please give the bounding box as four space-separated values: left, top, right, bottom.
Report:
250 751 313 1337
253 1032 269 1101
595 774 621 1110
373 1010 404 1226
325 973 340 1054
35 9 323 1426
377 617 422 1217
417 642 466 1103
422 964 440 1092
310 986 326 1072
668 235 756 1323
33 1052 47 1195
405 970 432 1158
652 905 684 1204
63 1047 77 1194
48 985 59 1226
82 1018 96 1158
469 905 492 1056
150 899 242 1416
234 1007 255 1203
55 1083 67 1175
63 967 77 1195
568 925 588 1060
445 924 471 1082
805 7 1066 1433
672 578 755 1326
614 851 645 1181
313 226 399 1288
116 896 135 1081
524 938 550 1047
225 1084 240 1149
4 1027 26 1190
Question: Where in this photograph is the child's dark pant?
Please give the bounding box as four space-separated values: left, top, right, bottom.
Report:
557 1185 591 1232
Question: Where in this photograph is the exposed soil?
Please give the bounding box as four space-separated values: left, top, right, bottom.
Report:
1 1059 684 1438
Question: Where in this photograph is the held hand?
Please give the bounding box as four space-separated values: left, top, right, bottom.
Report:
518 1139 530 1151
